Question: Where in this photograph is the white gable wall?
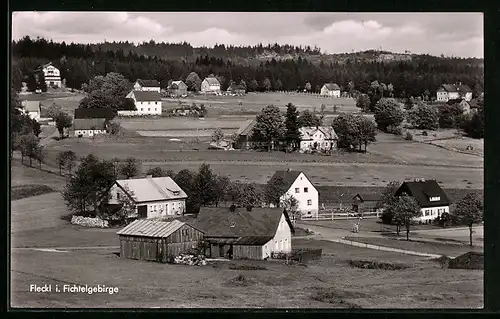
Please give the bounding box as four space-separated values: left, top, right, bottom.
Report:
300 129 337 152
279 172 319 217
262 213 292 259
201 80 221 93
415 205 450 222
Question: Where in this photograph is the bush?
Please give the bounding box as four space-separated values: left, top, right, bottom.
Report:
374 98 404 132
386 125 403 136
422 130 428 136
405 131 413 140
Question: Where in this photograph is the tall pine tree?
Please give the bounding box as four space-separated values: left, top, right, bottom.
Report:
283 103 301 150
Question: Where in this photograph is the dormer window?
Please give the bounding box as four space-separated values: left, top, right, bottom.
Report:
429 196 441 202
172 191 180 196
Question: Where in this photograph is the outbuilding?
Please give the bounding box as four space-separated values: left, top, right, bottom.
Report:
117 219 204 263
352 193 383 215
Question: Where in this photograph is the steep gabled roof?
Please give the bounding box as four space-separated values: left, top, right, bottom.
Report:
299 126 338 140
353 193 382 202
227 85 246 92
169 80 187 89
236 119 256 136
74 108 116 120
440 83 472 93
131 90 163 102
270 170 313 193
22 101 41 113
394 179 451 208
73 118 107 130
115 176 187 203
203 77 221 86
193 206 294 238
136 79 160 87
323 83 341 91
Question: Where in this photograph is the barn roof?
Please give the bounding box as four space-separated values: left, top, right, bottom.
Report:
203 77 221 86
169 80 187 89
137 79 160 87
204 236 274 245
193 206 294 238
236 119 256 136
116 176 187 203
394 179 451 208
323 83 341 91
73 118 107 130
117 219 199 238
353 193 382 202
299 126 338 140
131 90 163 102
74 108 116 120
440 83 472 93
22 101 41 113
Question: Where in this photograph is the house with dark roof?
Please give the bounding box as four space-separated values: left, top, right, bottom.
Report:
352 193 383 215
226 84 246 95
101 175 188 219
133 79 161 92
394 179 451 223
436 83 473 102
193 206 294 260
234 119 257 149
320 83 341 97
269 170 319 218
73 118 108 138
299 126 338 153
167 80 188 97
74 108 116 121
123 90 163 116
446 98 473 114
117 219 204 263
201 76 221 94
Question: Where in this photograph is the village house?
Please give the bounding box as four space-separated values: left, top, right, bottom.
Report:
102 176 187 219
446 98 473 114
352 193 383 216
201 76 221 94
73 118 108 138
436 83 473 102
299 126 338 153
74 108 116 121
320 83 341 97
167 80 188 97
270 170 319 218
133 79 161 92
20 100 42 121
234 119 257 149
226 84 246 95
35 62 62 88
193 206 294 260
117 219 204 263
123 90 162 116
394 179 451 223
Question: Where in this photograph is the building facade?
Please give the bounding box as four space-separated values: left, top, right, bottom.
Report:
168 80 188 97
271 170 319 217
133 79 161 92
73 118 108 137
21 101 42 121
299 126 338 153
201 77 221 94
436 83 473 102
125 90 163 116
36 63 62 88
320 83 341 97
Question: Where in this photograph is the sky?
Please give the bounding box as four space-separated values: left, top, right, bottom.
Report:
12 12 483 58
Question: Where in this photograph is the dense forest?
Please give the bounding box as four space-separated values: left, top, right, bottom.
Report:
11 36 484 98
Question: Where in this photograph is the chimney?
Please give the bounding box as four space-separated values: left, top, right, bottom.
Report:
146 175 153 179
287 168 291 172
246 205 253 212
229 204 236 212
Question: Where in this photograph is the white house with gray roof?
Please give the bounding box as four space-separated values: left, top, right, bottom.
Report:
299 126 338 153
201 76 221 94
320 83 341 97
103 176 188 219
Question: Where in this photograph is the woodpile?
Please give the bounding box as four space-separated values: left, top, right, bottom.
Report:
173 253 207 266
71 215 109 228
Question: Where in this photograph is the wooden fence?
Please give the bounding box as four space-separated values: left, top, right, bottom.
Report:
300 209 381 221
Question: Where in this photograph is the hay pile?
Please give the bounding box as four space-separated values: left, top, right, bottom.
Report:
449 252 483 270
173 253 207 266
348 260 408 270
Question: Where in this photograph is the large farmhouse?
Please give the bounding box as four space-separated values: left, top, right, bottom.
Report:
270 170 319 218
394 179 451 223
102 176 188 219
73 118 108 138
436 83 473 102
194 206 294 260
133 79 161 92
299 126 338 153
201 76 221 94
35 62 62 88
123 90 162 116
320 83 341 97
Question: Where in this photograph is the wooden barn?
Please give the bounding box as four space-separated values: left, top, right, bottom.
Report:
117 219 204 263
192 205 294 260
352 193 383 215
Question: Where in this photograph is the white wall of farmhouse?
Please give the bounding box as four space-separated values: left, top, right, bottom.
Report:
279 172 319 217
43 65 62 88
262 213 292 259
133 100 162 115
415 205 450 222
201 80 221 93
74 129 107 137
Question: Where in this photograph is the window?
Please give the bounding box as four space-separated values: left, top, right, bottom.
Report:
141 108 143 111
117 192 120 200
155 102 158 105
148 108 150 111
308 211 311 215
153 205 157 211
307 199 312 206
304 187 309 193
295 188 300 193
155 108 157 112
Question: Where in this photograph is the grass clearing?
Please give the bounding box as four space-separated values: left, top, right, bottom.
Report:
11 184 56 201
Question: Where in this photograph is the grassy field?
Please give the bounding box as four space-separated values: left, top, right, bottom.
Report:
11 184 56 201
11 237 482 308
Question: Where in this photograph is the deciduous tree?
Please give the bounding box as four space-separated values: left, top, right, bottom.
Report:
185 72 202 92
374 98 404 132
265 175 287 207
280 194 299 223
55 111 73 138
390 195 421 241
211 128 224 144
298 109 322 127
454 193 483 246
119 157 141 179
356 94 371 112
252 105 285 152
146 167 174 178
407 102 439 130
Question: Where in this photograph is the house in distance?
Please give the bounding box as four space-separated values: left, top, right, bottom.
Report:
299 126 338 153
73 118 108 138
270 170 319 218
167 80 188 97
35 62 62 88
436 83 473 102
201 76 221 94
394 179 451 223
320 83 341 97
133 79 161 92
20 100 42 121
101 175 188 220
352 193 383 216
123 90 163 116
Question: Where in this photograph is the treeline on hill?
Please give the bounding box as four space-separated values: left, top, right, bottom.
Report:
12 36 483 98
